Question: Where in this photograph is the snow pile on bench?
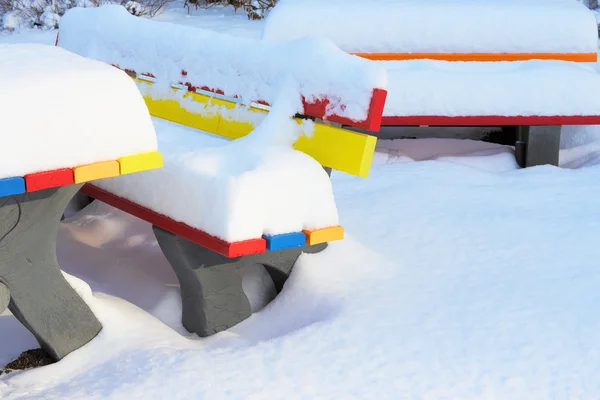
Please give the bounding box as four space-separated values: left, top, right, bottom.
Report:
383 60 600 117
94 119 339 242
263 0 598 54
0 43 157 180
58 5 387 122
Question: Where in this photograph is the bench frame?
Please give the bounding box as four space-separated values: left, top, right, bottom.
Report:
372 115 600 168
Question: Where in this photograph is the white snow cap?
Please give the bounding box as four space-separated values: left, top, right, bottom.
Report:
58 5 387 122
263 0 599 54
0 44 157 180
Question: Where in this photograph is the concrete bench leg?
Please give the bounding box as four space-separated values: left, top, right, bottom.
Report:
153 226 327 337
0 282 8 314
0 186 102 361
515 125 561 168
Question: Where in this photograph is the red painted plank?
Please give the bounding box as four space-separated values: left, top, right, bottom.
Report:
317 88 387 131
25 168 74 192
81 184 266 258
381 115 600 127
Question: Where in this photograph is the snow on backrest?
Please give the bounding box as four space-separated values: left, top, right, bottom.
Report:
58 5 387 126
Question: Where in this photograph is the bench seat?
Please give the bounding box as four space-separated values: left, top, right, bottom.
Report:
83 119 344 258
380 60 600 126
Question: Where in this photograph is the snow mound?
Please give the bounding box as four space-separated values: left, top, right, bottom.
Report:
263 0 598 54
0 43 157 179
58 5 387 122
383 60 600 116
94 118 339 242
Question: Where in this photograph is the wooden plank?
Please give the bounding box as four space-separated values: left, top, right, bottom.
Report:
118 151 163 175
303 226 344 245
73 161 120 183
143 92 223 134
80 184 267 258
302 89 387 132
0 177 25 197
25 168 74 192
138 80 378 177
263 232 307 251
353 52 598 63
293 124 377 178
380 115 600 127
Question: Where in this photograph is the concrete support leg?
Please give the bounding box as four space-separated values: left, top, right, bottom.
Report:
515 125 561 168
0 186 102 361
0 282 8 314
153 226 327 337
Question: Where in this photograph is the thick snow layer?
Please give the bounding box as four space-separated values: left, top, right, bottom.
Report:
58 5 387 122
263 0 599 54
94 117 338 242
0 43 157 179
383 60 600 116
3 134 600 398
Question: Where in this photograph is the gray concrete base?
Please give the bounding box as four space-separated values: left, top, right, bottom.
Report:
153 226 327 337
0 282 8 314
0 186 102 361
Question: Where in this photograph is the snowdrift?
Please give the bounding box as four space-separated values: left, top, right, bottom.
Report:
263 0 598 56
0 43 157 180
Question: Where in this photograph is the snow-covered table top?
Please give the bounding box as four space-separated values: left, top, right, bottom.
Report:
0 44 158 182
263 0 598 55
382 60 600 118
93 119 339 244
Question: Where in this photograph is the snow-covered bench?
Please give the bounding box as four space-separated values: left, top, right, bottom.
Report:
0 43 162 360
263 0 600 167
263 0 599 63
53 6 388 340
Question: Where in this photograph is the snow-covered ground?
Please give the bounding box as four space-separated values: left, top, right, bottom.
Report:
3 3 600 399
2 130 600 398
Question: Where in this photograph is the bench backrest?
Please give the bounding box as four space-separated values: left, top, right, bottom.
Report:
57 5 388 177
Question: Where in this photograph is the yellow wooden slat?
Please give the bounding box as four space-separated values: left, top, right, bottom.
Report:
303 226 345 245
73 160 120 183
293 124 377 178
135 79 377 177
118 151 164 175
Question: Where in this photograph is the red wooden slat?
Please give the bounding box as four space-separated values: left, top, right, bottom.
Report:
315 88 387 131
380 115 600 127
25 168 74 192
81 184 266 258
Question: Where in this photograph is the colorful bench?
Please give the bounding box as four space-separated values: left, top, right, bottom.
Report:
263 0 600 167
55 6 387 343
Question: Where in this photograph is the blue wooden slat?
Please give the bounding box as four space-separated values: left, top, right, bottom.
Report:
263 231 307 251
0 177 25 198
